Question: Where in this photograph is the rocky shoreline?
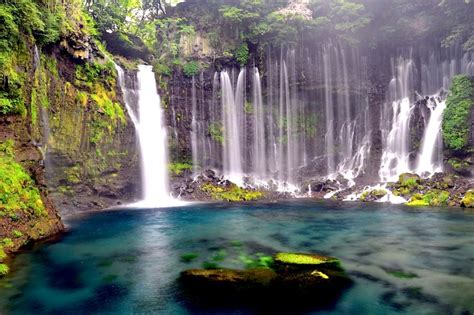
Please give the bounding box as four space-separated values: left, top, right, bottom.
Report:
169 169 474 208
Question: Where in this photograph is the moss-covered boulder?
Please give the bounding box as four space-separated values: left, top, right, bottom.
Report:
398 173 422 188
359 189 387 202
179 252 351 309
461 191 474 208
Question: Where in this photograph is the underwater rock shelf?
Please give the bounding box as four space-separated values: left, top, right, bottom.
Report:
179 252 352 308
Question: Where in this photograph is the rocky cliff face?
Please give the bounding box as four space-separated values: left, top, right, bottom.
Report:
1 16 140 241
0 115 63 259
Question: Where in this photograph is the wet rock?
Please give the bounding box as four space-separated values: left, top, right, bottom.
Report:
301 178 339 194
398 173 422 186
359 189 387 202
203 169 216 179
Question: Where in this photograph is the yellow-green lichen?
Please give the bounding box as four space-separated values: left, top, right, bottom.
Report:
202 183 263 202
275 253 339 265
461 190 474 208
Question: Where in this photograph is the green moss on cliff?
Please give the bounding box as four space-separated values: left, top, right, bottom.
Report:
442 75 474 152
169 162 193 175
0 140 46 218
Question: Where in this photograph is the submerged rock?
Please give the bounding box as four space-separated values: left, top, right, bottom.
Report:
179 252 352 309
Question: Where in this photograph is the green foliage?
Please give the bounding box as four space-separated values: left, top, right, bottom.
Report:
0 263 8 277
406 191 450 207
64 165 81 185
168 162 193 175
0 247 6 260
461 190 474 208
208 122 224 144
183 61 201 77
235 43 250 66
443 75 473 152
2 238 13 248
0 140 46 218
12 230 23 238
76 61 116 88
154 62 172 77
202 183 263 202
220 5 259 23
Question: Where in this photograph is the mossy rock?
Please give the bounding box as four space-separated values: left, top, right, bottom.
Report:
359 189 387 202
179 252 351 309
179 266 351 308
461 191 474 208
398 173 422 188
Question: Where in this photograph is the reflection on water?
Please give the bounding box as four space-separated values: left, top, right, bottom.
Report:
0 201 473 314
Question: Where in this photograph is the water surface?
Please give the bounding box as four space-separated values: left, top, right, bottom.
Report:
1 201 473 314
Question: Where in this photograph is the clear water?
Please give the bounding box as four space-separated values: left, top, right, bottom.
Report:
1 201 473 314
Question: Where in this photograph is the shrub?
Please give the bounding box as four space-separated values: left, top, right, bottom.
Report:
235 43 250 66
169 162 193 175
443 75 474 152
0 263 8 276
2 238 13 248
183 61 200 77
208 122 224 144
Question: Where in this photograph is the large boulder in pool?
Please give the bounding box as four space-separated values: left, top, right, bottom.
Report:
179 252 352 309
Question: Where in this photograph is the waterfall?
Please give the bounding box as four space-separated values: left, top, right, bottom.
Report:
190 76 199 174
221 70 245 185
115 64 175 207
252 68 266 177
323 46 335 175
136 65 172 205
322 44 371 183
379 56 415 182
180 45 471 190
379 48 473 182
33 45 40 71
416 96 447 175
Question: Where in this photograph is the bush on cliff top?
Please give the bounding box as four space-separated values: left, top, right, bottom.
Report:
442 75 474 152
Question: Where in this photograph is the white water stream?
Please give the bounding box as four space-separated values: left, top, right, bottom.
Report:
116 64 179 207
